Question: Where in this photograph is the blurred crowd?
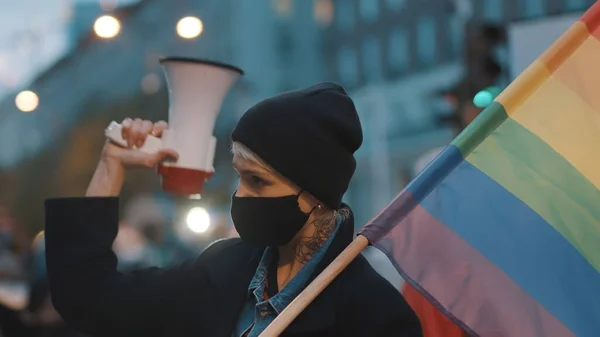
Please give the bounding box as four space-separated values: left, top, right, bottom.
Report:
0 196 202 337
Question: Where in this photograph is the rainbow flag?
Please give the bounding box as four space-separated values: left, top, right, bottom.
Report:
360 3 600 337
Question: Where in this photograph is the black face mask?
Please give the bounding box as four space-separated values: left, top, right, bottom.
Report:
231 191 313 247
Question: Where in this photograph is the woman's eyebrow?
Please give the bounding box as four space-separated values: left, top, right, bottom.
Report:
232 157 268 174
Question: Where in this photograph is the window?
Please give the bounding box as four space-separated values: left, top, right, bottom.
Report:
337 46 358 85
564 0 586 11
336 1 354 31
0 117 20 166
314 0 334 26
521 0 544 17
359 0 379 22
362 36 383 82
416 16 437 66
275 27 293 63
448 16 463 58
388 27 409 71
483 0 503 22
386 0 406 11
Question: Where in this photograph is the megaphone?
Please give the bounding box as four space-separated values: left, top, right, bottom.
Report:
105 57 244 197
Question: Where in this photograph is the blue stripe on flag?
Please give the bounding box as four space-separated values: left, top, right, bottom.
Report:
413 145 600 337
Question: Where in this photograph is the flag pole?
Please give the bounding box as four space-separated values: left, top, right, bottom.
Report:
258 235 370 337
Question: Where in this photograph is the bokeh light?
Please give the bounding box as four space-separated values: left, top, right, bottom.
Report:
141 73 161 95
176 16 203 39
94 15 121 39
15 90 39 112
186 207 211 233
314 0 334 26
273 0 292 16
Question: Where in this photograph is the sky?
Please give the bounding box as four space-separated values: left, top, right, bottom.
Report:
0 0 138 99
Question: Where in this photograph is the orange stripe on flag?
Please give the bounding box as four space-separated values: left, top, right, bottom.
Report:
495 61 548 114
538 22 588 74
581 1 600 40
551 35 600 114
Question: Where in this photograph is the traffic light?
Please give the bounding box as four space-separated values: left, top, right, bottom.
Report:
473 86 502 108
435 22 506 130
465 22 506 100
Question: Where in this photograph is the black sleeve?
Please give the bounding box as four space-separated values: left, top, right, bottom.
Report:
44 197 210 337
338 260 423 337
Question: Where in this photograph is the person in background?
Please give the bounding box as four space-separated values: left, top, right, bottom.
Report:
21 233 88 337
405 101 485 337
0 207 33 337
44 82 421 337
361 246 404 291
0 207 25 282
413 101 483 176
112 220 161 271
123 195 198 268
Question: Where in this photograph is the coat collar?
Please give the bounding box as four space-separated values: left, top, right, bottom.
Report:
208 206 356 336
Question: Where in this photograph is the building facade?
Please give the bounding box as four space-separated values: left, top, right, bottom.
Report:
322 0 597 226
0 0 328 233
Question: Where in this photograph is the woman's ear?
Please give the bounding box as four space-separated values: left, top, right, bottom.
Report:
298 190 320 214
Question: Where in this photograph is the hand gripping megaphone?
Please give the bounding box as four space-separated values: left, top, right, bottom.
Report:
104 57 244 197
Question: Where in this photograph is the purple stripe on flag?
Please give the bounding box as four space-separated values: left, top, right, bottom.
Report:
370 202 573 337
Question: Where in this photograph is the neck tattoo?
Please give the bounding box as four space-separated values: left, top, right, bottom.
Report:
294 219 336 264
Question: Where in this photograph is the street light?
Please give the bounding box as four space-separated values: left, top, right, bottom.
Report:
94 15 121 39
15 90 39 112
186 207 211 233
176 16 203 39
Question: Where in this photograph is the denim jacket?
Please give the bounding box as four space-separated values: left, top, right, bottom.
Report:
232 220 340 337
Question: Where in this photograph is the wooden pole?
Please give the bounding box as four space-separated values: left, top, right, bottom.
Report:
258 235 370 337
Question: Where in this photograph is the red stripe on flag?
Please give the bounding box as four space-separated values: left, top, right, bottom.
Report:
581 1 600 40
402 283 466 337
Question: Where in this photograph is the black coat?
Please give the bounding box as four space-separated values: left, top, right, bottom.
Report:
45 197 422 337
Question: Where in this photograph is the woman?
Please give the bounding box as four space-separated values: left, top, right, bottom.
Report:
45 82 422 337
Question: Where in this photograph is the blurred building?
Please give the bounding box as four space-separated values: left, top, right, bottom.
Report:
233 0 328 107
0 0 237 169
0 0 597 236
67 2 105 49
0 0 330 235
326 0 597 288
324 0 597 226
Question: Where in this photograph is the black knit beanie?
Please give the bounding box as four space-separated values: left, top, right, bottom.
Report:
231 82 363 209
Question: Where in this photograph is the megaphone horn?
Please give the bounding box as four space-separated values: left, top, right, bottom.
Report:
105 57 244 197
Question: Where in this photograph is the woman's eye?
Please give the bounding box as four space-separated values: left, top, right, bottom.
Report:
250 175 265 186
238 172 271 190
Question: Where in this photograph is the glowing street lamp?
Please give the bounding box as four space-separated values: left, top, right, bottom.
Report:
94 15 121 39
15 90 39 112
176 16 203 39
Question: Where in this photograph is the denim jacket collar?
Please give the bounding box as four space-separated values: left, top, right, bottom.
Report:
246 218 341 314
208 205 356 336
